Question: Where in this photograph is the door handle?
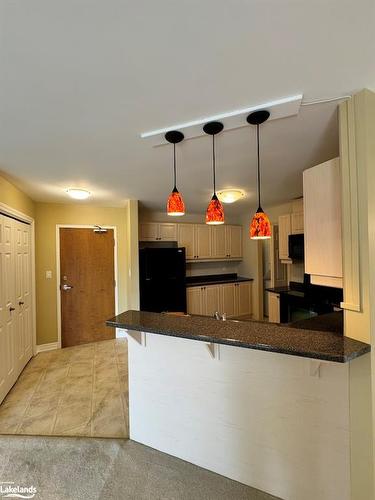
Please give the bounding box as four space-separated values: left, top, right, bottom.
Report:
61 284 74 291
9 306 15 312
19 301 24 306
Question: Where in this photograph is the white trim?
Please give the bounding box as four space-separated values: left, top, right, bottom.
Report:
56 224 119 349
36 342 59 354
0 202 37 357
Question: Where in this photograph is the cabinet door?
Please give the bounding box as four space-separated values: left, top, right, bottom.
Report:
278 215 291 260
178 224 195 260
186 287 203 315
139 222 158 241
159 223 177 241
226 225 242 259
221 284 237 317
303 158 342 285
268 293 280 323
204 285 221 317
211 226 226 259
195 225 212 259
291 213 304 234
236 282 252 316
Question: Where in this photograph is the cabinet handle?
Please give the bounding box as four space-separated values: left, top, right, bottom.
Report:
19 301 24 306
9 306 15 312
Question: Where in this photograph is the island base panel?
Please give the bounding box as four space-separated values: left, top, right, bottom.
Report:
127 331 360 500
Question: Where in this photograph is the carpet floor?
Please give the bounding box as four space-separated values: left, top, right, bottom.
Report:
0 435 281 500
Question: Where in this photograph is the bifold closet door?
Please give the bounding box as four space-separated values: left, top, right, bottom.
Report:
0 215 33 404
14 219 33 372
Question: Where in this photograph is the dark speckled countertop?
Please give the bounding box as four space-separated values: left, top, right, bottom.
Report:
186 273 253 287
106 310 370 363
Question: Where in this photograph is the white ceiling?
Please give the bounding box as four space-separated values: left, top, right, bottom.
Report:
0 0 374 216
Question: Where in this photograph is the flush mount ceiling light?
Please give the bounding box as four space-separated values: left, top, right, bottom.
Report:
246 110 271 240
165 130 185 216
203 121 225 225
217 189 245 204
66 188 91 200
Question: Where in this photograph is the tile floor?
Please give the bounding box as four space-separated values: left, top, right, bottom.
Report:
0 339 128 438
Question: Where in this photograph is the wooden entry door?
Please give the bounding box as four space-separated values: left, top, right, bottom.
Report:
60 228 116 347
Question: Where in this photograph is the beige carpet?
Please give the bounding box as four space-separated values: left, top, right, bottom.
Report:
0 339 128 438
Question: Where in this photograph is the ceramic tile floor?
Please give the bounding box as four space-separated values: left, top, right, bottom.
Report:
0 339 128 438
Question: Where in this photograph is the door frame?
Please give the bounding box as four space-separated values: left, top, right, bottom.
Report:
0 202 37 356
56 224 119 349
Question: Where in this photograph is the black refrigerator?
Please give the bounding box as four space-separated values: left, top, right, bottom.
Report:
139 247 186 313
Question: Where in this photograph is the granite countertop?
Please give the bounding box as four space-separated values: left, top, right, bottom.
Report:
106 310 370 363
186 274 253 288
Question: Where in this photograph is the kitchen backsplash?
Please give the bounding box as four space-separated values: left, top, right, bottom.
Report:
186 261 240 277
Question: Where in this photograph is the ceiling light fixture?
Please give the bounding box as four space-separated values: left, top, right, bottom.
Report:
246 110 271 240
66 188 91 200
203 121 225 225
217 189 245 204
165 130 185 216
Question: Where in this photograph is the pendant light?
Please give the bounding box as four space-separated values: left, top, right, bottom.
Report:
203 121 224 225
165 130 185 216
246 110 271 239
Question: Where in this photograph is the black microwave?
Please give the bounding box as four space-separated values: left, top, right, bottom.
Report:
288 234 304 260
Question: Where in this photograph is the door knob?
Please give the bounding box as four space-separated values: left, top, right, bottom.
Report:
61 284 73 291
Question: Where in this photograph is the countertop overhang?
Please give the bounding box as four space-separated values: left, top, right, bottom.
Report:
106 310 370 363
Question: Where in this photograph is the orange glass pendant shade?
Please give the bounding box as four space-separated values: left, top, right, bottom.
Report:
165 130 186 217
250 207 271 239
167 187 185 216
206 194 224 225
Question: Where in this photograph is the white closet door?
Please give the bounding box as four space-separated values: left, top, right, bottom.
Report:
0 215 32 404
0 216 17 403
14 220 32 372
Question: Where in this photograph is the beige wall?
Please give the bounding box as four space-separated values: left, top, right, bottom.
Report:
0 174 35 218
35 202 137 346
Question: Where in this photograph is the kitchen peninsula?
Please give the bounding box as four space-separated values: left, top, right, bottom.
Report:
107 311 371 500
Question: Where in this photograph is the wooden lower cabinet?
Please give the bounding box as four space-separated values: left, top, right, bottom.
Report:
187 282 252 318
268 292 280 323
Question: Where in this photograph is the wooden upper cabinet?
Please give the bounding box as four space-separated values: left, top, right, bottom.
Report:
159 223 178 241
195 225 212 259
303 158 343 287
139 222 177 241
141 222 242 262
212 226 227 259
177 224 195 259
278 214 291 261
139 222 159 241
291 213 304 234
226 225 242 259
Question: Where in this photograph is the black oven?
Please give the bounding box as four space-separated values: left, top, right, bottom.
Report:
288 234 304 260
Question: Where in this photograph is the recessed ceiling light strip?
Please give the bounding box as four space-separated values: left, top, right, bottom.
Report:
140 94 303 140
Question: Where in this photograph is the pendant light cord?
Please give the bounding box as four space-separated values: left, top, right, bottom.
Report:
256 124 261 210
212 134 216 194
173 143 177 189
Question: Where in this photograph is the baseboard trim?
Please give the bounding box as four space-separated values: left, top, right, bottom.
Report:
36 342 59 353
